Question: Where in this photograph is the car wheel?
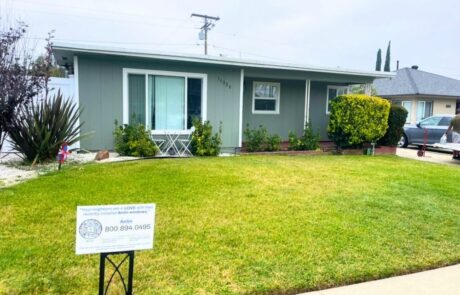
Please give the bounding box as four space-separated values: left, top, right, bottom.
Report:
398 134 408 148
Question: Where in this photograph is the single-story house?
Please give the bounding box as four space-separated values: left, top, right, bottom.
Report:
373 66 460 124
53 43 392 152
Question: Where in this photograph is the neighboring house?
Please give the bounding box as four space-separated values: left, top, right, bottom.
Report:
53 43 391 152
373 66 460 124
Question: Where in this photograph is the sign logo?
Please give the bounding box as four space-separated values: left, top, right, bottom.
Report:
79 219 102 239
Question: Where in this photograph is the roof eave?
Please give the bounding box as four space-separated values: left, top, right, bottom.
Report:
52 43 394 79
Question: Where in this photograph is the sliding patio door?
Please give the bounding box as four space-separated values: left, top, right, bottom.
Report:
126 70 203 131
153 76 185 130
128 74 146 125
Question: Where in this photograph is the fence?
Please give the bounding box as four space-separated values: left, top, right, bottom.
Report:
1 76 77 153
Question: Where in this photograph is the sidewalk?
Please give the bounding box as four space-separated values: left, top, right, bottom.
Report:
300 264 460 295
396 147 460 167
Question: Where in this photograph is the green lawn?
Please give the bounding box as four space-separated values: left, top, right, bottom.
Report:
1 155 460 294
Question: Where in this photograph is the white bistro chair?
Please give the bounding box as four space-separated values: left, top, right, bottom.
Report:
178 127 195 156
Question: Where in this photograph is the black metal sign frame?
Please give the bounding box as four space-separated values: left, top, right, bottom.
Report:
99 251 135 295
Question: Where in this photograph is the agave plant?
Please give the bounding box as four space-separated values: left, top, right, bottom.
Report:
8 90 83 164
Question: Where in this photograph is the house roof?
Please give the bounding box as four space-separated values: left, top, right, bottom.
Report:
52 42 393 79
373 67 460 97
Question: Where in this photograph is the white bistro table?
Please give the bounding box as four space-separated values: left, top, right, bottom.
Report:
151 129 194 157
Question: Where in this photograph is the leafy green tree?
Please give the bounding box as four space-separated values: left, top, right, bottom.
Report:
384 41 391 72
31 55 66 78
375 48 382 71
350 84 378 96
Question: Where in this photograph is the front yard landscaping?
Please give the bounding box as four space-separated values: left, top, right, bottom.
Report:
1 155 460 294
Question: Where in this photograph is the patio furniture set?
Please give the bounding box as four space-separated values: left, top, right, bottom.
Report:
151 128 194 157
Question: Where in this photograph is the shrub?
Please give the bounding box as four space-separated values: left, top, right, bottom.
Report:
265 133 282 151
288 122 320 151
8 91 83 164
378 104 408 146
191 118 222 156
244 125 281 152
327 94 390 148
113 121 158 157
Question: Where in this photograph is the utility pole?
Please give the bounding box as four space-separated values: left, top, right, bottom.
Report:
191 13 220 55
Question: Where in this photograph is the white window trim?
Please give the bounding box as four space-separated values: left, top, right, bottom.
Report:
326 85 349 115
122 68 208 130
252 81 280 115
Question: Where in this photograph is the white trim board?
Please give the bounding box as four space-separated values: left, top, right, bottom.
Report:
238 69 244 147
304 80 311 125
73 55 81 148
122 68 208 128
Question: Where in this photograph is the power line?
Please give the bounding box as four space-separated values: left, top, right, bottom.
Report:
26 36 198 47
11 7 198 30
210 44 297 63
12 0 193 23
191 13 220 55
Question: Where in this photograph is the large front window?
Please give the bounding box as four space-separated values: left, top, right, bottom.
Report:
124 70 206 130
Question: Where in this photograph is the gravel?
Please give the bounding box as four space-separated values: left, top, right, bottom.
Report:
0 151 138 188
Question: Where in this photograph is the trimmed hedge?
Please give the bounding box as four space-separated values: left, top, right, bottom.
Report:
378 104 408 146
327 94 390 147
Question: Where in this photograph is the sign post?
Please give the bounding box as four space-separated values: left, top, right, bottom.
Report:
76 204 156 295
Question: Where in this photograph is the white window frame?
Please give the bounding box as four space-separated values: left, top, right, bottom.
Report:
122 68 207 131
326 85 348 114
252 81 280 115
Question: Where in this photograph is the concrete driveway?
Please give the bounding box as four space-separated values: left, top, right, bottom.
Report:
396 147 460 167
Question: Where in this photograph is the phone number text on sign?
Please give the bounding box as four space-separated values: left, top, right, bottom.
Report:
105 224 152 232
76 204 156 255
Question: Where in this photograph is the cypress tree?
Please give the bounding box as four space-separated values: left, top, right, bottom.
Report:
375 49 382 71
384 41 391 72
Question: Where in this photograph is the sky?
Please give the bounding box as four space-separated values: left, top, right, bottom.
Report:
1 0 459 78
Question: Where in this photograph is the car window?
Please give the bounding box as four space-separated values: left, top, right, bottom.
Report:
438 117 452 126
419 116 441 127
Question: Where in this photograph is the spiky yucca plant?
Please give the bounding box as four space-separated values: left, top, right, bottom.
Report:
8 91 83 164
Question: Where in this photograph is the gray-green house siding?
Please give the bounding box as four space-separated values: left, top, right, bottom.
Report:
242 79 342 141
75 53 379 151
243 78 305 139
309 82 342 140
78 54 242 150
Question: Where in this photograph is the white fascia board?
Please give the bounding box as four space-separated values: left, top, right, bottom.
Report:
53 42 394 79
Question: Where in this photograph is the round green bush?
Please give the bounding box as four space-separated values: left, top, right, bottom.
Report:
327 94 390 147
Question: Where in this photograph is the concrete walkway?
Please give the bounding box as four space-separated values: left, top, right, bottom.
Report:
300 264 460 295
396 147 460 167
